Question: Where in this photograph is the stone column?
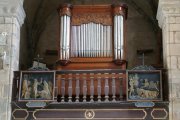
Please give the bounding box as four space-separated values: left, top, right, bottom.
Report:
157 0 180 120
0 0 25 119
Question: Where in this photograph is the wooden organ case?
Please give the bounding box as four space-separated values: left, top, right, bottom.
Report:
57 4 128 70
56 4 128 100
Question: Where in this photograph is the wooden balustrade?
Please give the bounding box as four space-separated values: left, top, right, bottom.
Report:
56 69 126 102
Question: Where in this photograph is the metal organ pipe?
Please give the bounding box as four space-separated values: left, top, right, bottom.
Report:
112 4 128 62
59 14 71 60
117 15 121 60
114 14 124 60
114 16 117 60
63 15 67 60
66 15 70 60
120 16 124 59
60 16 64 60
70 23 112 58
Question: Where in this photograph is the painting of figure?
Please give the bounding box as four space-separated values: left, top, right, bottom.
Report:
19 71 55 101
127 70 162 101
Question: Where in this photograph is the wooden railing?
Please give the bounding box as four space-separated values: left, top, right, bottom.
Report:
56 69 126 102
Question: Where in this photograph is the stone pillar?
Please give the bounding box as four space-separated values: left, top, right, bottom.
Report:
157 0 180 120
0 0 25 119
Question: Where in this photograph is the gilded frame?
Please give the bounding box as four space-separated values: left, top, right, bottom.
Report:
18 71 55 101
127 70 162 101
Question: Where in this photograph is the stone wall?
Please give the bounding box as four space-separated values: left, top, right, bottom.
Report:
157 0 180 119
0 0 25 119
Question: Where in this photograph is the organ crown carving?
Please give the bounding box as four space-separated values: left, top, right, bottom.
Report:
57 4 128 68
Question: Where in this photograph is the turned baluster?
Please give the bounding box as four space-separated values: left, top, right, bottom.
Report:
90 76 94 102
119 77 123 100
75 74 80 102
68 77 72 102
97 76 101 102
104 75 109 102
83 75 87 102
112 76 116 102
61 78 65 102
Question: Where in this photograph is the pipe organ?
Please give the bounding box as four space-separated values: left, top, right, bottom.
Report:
57 4 128 69
71 23 112 58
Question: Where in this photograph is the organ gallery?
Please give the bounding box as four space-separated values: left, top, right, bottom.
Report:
11 3 169 120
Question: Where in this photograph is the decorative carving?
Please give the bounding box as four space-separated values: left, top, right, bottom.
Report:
72 13 112 25
151 108 168 119
58 4 72 16
0 47 6 69
28 55 49 70
0 32 7 45
113 4 128 19
12 109 29 120
85 110 95 119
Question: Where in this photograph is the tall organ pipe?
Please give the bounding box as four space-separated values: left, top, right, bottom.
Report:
59 5 72 62
120 16 124 59
113 4 128 62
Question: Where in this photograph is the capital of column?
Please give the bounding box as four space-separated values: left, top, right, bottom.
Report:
157 0 180 28
0 0 25 26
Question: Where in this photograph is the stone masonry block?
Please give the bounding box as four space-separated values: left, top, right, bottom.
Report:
170 24 180 31
166 56 171 69
166 43 170 56
173 83 180 98
0 70 9 82
0 17 5 23
3 84 11 98
172 100 180 119
0 84 3 97
178 57 180 69
171 56 178 69
175 32 180 43
12 35 20 47
12 24 19 36
5 17 12 24
170 70 180 79
174 107 180 120
176 17 180 23
12 17 19 26
0 113 7 120
6 35 12 45
0 98 7 114
169 16 176 23
5 24 12 34
169 44 180 55
171 78 180 84
0 24 5 33
171 83 177 98
169 32 175 43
